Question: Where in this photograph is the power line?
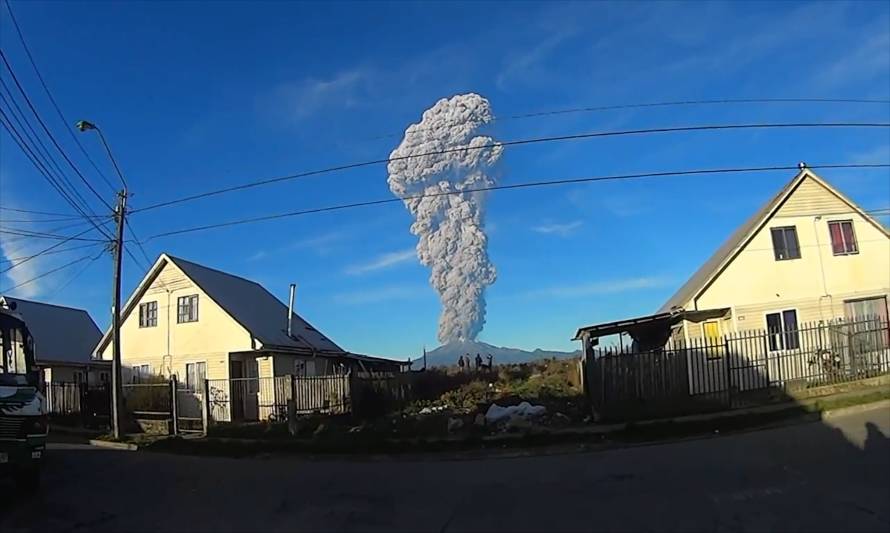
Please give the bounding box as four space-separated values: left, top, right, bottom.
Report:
124 219 154 267
0 205 97 218
47 247 105 298
0 251 96 293
0 240 103 265
0 228 107 242
364 97 890 141
0 49 114 213
1 0 118 194
0 218 95 242
0 83 100 219
0 100 112 238
0 216 90 224
141 163 889 241
0 222 111 275
0 106 114 240
132 122 889 214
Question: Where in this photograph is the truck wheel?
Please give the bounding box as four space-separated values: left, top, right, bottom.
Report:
14 467 41 492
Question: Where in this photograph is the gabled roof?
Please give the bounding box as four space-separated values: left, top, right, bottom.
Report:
658 168 890 313
95 253 343 355
0 296 102 365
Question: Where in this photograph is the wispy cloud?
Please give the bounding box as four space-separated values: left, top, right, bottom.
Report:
247 250 268 262
334 285 427 305
247 231 346 262
603 195 649 217
850 144 890 166
286 231 345 255
814 22 890 89
345 248 416 276
0 211 45 298
496 31 575 90
532 220 583 237
524 277 668 299
268 68 368 120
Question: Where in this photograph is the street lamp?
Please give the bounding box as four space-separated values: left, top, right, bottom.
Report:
76 120 127 190
77 119 128 439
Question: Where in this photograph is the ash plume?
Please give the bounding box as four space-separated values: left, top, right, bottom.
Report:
387 93 502 343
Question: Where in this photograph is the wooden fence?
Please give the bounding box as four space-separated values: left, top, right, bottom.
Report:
586 316 890 421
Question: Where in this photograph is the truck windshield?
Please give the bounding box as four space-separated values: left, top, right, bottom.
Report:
0 321 31 386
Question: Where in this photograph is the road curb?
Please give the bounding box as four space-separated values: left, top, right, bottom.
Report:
821 399 890 420
50 425 104 437
88 439 138 451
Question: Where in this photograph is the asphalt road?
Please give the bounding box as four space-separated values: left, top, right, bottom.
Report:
2 405 889 532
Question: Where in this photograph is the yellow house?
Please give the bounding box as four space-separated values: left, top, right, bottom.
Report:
575 168 890 353
94 254 403 419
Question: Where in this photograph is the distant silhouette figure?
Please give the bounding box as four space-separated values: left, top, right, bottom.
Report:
475 353 483 370
457 355 466 372
486 353 493 370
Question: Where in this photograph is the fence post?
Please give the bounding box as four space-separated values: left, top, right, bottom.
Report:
723 335 732 408
170 375 179 437
201 378 211 437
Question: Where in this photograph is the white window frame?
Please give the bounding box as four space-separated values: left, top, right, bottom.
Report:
827 219 859 256
185 361 207 393
770 226 801 261
138 301 158 328
763 308 800 352
177 294 199 324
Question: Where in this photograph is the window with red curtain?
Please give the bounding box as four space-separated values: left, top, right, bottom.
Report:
828 220 857 255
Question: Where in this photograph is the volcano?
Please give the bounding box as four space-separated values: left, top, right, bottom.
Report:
415 340 580 368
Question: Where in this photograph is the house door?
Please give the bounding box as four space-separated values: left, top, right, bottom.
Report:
229 360 245 421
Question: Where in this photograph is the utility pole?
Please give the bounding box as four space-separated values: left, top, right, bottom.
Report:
76 119 129 440
110 188 127 439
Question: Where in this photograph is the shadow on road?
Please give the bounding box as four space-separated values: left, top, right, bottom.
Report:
1 399 888 532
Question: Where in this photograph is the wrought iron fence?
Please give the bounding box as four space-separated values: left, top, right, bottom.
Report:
206 373 351 423
587 316 889 421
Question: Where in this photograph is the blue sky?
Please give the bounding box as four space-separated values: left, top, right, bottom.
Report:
1 1 888 358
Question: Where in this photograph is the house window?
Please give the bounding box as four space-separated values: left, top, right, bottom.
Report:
828 220 858 255
844 296 889 322
185 362 207 393
770 226 801 261
138 301 158 328
132 364 151 383
766 310 799 351
177 295 199 323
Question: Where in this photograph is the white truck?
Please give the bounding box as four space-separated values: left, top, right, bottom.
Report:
0 300 47 490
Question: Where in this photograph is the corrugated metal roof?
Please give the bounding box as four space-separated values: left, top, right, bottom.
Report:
0 296 101 365
166 255 344 353
657 169 889 314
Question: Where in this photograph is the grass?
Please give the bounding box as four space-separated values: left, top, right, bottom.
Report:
140 385 890 458
407 358 583 415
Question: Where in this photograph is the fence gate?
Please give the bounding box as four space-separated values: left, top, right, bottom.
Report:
726 333 770 394
174 383 205 435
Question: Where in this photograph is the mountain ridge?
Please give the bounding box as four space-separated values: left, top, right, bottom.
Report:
414 340 580 367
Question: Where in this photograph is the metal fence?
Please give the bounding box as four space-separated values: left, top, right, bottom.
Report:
122 381 171 418
121 378 206 435
206 373 352 423
587 316 890 421
45 381 110 427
